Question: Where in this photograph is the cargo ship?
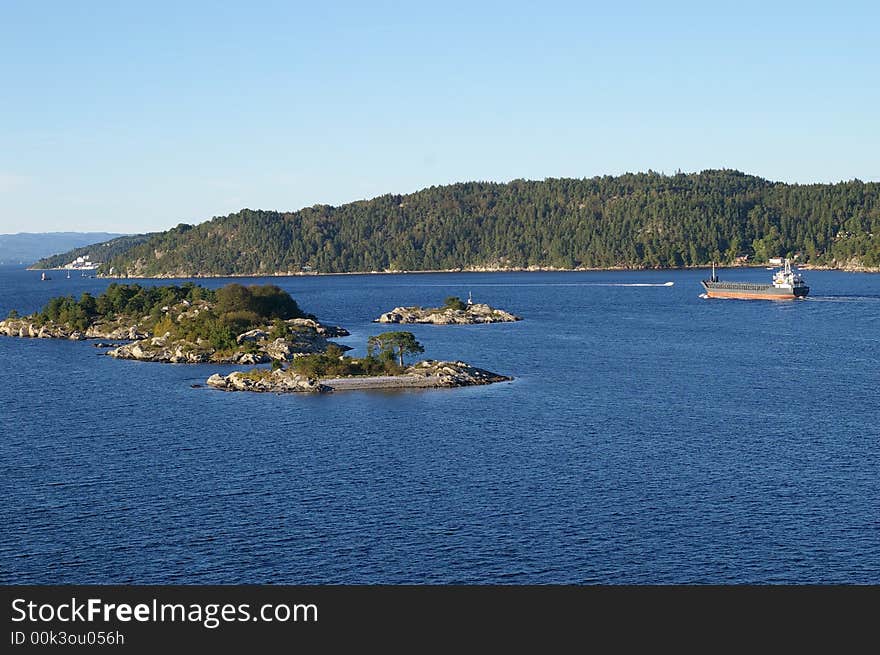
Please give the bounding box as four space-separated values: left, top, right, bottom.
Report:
701 259 809 300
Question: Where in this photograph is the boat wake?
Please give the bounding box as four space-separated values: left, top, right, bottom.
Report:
407 282 675 288
540 282 675 287
600 282 675 287
805 295 880 303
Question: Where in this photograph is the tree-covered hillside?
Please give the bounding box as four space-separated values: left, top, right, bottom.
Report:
55 170 880 275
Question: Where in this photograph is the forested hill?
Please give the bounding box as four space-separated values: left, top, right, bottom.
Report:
57 170 880 275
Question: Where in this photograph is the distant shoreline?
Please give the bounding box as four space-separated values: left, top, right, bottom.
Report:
24 262 880 277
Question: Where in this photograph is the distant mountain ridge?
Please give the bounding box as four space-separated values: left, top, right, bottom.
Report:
32 170 880 275
0 232 126 265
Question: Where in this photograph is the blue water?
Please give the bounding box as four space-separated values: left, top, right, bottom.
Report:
1 265 878 584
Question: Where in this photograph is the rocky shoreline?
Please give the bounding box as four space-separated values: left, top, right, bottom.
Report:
39 261 880 277
0 315 350 364
0 317 147 341
375 303 521 325
206 360 511 393
107 317 350 364
798 263 880 273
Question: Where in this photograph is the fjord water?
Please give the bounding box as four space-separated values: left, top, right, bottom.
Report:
1 265 878 584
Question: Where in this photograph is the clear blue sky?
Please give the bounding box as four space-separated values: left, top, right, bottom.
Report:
1 0 878 233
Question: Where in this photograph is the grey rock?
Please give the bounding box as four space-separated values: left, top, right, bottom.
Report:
206 369 329 393
288 318 350 337
236 352 270 365
236 329 269 344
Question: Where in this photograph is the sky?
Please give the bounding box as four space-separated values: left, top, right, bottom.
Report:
1 0 878 233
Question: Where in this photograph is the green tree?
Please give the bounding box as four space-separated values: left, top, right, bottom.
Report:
367 331 425 367
78 292 98 318
216 283 305 319
725 235 741 262
215 284 252 315
269 318 290 340
205 321 238 351
444 296 467 311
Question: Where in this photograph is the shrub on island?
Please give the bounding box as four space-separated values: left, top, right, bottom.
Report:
28 282 310 342
289 332 425 378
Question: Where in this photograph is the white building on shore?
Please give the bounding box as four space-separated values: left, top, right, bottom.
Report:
65 255 101 270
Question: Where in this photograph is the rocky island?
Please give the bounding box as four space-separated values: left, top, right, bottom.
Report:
0 282 349 364
3 287 511 393
375 296 521 325
207 360 510 393
206 333 511 393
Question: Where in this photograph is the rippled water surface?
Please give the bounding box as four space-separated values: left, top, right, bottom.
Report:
1 265 878 583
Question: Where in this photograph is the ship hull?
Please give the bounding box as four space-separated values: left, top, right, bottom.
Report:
701 281 809 300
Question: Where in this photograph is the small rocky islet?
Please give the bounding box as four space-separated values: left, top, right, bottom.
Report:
207 360 510 394
375 296 521 324
1 284 513 393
